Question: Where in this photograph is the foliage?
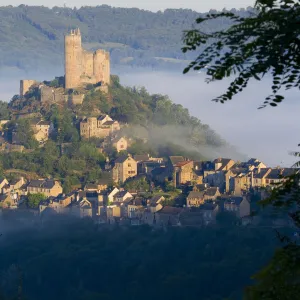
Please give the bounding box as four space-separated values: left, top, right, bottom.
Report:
124 175 150 192
0 215 280 300
182 0 300 107
0 6 256 71
26 193 46 209
81 75 225 155
0 101 10 120
245 243 300 299
6 119 39 149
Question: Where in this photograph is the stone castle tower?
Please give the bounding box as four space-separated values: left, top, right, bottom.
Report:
64 28 110 89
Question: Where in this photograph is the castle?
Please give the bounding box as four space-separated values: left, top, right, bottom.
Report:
20 28 110 98
64 28 110 89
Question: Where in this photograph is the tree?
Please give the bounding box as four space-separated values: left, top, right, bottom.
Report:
27 193 46 209
182 1 300 298
182 0 300 108
0 101 10 120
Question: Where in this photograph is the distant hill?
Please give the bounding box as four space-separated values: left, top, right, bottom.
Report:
0 5 256 72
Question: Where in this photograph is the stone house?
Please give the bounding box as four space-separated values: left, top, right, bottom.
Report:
180 204 219 226
108 188 120 203
27 179 63 197
84 180 108 193
0 193 17 209
213 158 235 171
174 160 194 186
80 115 120 139
224 196 251 218
31 119 54 143
9 177 26 192
264 168 299 187
230 173 251 196
126 198 145 219
138 161 162 175
0 178 9 194
147 195 164 213
106 205 122 219
70 198 93 218
156 206 183 227
166 156 195 187
186 190 205 207
252 168 272 188
203 187 221 201
112 155 137 184
113 190 133 203
111 136 128 152
40 192 76 214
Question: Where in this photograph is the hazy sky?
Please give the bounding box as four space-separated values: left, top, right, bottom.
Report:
1 0 255 12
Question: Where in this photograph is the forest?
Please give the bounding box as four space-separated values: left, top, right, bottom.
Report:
0 213 284 300
0 5 256 72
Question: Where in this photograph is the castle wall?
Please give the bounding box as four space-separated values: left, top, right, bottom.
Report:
68 94 84 106
40 86 65 103
20 80 37 97
93 50 110 86
82 50 94 78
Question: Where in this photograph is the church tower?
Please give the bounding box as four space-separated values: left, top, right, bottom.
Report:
64 28 83 89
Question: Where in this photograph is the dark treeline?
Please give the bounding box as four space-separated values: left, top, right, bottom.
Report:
0 213 281 300
0 5 256 71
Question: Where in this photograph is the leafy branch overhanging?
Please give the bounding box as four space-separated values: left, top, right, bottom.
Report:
182 0 300 108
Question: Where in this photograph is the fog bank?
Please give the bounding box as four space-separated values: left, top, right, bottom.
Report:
120 71 300 167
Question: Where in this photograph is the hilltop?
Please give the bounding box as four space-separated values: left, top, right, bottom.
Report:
0 5 256 72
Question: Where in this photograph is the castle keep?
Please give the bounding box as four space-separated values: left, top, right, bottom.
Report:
64 28 110 89
20 28 110 101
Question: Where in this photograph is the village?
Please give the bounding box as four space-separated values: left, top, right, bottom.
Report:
0 27 297 228
0 119 297 228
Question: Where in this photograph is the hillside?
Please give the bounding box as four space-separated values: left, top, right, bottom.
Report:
0 74 245 192
0 5 256 72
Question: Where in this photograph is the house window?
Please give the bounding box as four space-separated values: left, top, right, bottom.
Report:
128 163 131 167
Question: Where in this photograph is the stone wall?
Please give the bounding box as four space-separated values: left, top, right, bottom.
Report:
40 86 65 103
20 80 37 97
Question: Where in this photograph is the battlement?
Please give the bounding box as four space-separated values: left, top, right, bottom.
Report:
69 28 81 36
65 28 110 89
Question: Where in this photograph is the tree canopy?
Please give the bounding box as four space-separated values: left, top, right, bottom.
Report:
182 1 300 298
182 0 300 107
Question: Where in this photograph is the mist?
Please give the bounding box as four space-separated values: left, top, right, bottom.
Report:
1 67 299 167
119 70 300 168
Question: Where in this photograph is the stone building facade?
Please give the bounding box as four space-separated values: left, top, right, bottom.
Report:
27 179 63 197
65 28 110 89
112 155 137 184
80 115 120 139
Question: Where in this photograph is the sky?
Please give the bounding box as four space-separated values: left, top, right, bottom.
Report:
1 0 255 12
